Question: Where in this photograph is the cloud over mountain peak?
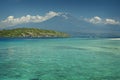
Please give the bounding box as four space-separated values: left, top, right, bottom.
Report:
0 11 60 28
0 11 120 29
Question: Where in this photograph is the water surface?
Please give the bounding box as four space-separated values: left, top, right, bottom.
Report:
0 38 120 80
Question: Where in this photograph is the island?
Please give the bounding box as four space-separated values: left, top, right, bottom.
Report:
0 28 69 38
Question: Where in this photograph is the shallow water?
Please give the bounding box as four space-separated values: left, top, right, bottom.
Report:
0 38 120 80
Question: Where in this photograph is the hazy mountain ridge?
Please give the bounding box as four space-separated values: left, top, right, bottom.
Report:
4 13 120 38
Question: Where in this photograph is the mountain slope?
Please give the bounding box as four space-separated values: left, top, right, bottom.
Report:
37 14 120 37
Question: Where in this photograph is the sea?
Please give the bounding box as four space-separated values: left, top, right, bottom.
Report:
0 38 120 80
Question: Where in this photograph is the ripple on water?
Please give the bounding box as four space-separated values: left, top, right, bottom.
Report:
54 46 87 51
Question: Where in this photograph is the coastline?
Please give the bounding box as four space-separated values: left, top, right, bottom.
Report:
109 38 120 40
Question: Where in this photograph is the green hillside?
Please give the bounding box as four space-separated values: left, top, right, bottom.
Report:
0 28 69 38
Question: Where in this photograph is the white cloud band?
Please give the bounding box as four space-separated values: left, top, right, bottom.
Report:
85 16 120 25
0 11 60 28
105 19 120 25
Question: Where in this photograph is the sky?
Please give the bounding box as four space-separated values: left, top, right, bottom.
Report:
0 0 120 28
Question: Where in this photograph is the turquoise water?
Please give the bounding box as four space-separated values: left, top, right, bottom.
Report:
0 38 120 80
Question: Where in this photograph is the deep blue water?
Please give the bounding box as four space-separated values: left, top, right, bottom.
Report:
0 38 120 80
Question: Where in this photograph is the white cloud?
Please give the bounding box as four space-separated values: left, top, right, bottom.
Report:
62 15 68 19
0 11 60 28
85 16 102 24
105 19 120 25
84 16 120 25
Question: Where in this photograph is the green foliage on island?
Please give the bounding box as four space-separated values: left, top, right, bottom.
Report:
0 28 69 38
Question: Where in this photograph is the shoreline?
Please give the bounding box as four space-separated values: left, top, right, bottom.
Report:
108 38 120 40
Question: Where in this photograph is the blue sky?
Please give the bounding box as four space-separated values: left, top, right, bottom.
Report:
0 0 120 28
0 0 120 18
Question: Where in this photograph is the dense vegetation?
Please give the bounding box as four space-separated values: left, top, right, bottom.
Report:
0 28 69 38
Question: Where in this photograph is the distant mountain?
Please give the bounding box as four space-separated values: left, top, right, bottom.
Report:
10 13 120 38
0 28 69 38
